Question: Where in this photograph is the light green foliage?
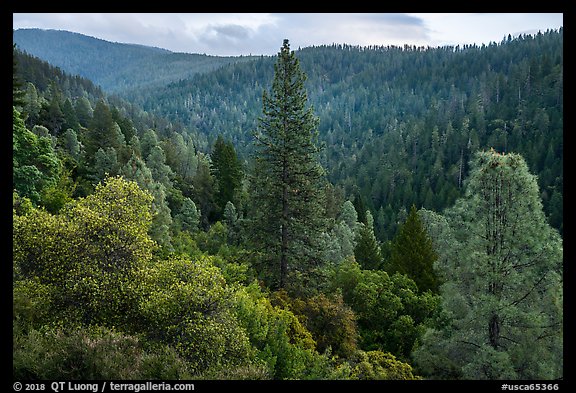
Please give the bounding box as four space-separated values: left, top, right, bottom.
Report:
13 278 54 330
136 255 252 375
13 190 34 216
414 150 563 379
322 200 359 265
14 176 156 326
39 167 77 214
234 283 349 379
349 350 420 380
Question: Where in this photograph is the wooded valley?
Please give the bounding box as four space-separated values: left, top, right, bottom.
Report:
12 28 563 381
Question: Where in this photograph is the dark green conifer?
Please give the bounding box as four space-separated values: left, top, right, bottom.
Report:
211 135 243 219
387 204 440 293
250 39 326 290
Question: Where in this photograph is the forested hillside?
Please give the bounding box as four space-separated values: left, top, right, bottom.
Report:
12 31 563 382
124 29 563 239
13 28 257 93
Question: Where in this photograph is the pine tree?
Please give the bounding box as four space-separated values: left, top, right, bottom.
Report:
250 39 326 290
354 210 383 270
74 97 93 128
211 135 243 219
146 145 173 188
85 100 121 161
175 197 200 233
414 150 563 379
13 44 26 109
386 204 440 293
192 155 217 228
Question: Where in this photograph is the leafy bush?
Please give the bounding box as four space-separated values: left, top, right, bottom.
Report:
13 325 192 380
349 350 421 380
271 290 358 358
13 176 156 326
329 258 440 360
136 255 253 375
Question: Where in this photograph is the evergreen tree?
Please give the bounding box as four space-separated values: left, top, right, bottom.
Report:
223 201 240 245
91 147 120 183
249 39 327 290
39 95 65 135
339 200 359 234
146 145 173 188
211 135 243 219
74 97 93 128
386 204 440 293
322 201 359 265
140 129 159 159
175 197 201 233
354 210 383 270
85 100 121 160
60 128 81 160
61 98 80 132
352 193 367 224
13 44 26 109
192 155 217 229
414 150 563 379
121 152 173 249
22 82 42 128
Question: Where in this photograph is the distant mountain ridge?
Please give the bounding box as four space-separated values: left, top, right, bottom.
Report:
12 27 563 236
13 28 256 93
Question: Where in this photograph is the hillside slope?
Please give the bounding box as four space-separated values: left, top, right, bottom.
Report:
130 31 563 236
13 28 255 93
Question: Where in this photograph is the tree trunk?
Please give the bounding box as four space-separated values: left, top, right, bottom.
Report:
280 160 289 289
488 313 500 348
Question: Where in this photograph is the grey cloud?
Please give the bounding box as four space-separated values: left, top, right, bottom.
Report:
210 24 251 40
13 13 562 56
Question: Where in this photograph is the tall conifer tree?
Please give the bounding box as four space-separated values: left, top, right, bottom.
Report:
250 39 326 290
414 150 563 379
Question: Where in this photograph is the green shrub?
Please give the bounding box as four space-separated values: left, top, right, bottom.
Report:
13 325 191 380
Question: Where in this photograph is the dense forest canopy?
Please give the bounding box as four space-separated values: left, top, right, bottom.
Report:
91 29 565 238
12 29 563 381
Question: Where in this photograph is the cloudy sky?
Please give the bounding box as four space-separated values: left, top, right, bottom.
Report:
13 13 563 56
